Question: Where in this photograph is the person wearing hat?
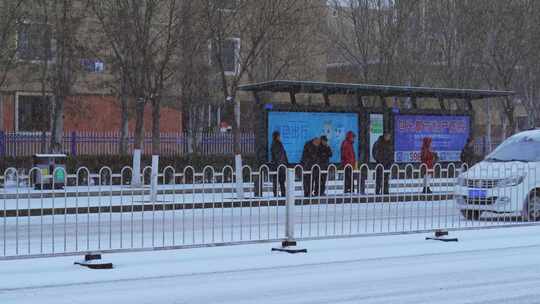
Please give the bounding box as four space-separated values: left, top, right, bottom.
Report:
316 135 333 196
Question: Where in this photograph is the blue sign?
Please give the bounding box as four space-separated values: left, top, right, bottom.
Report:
394 115 470 162
268 111 359 163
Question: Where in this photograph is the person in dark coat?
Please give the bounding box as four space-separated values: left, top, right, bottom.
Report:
341 131 356 193
372 133 394 195
460 138 478 169
316 135 332 196
270 131 288 197
301 137 321 197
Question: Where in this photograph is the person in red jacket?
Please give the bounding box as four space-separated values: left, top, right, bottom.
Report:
341 131 356 193
420 137 438 194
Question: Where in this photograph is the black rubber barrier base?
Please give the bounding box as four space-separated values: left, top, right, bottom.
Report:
74 261 114 269
272 241 307 254
425 237 459 242
74 253 113 269
271 247 308 254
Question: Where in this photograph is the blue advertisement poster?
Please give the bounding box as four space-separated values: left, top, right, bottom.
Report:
394 115 470 162
268 111 359 164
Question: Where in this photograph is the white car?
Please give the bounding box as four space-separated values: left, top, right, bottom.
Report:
455 130 540 220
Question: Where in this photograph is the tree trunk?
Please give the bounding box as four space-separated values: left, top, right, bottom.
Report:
233 97 241 155
119 79 129 155
0 94 4 132
151 97 160 155
50 95 64 153
504 98 516 137
134 100 145 150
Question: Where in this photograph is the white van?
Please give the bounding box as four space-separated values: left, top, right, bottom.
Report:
455 130 540 220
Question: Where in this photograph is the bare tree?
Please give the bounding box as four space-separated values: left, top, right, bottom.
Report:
328 0 418 84
519 0 540 128
91 0 183 155
479 0 530 137
18 0 87 152
0 0 25 131
204 0 317 157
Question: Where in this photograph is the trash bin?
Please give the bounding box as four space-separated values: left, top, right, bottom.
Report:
33 154 67 190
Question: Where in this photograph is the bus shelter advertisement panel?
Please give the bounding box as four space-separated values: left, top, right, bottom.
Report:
394 115 470 162
268 111 359 164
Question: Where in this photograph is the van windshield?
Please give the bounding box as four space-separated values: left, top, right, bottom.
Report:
486 134 540 162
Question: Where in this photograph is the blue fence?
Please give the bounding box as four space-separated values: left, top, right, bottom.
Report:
0 131 255 157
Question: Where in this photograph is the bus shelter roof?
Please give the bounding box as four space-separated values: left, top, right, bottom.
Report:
239 80 514 100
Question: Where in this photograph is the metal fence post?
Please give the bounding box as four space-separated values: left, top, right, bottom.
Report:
272 168 306 253
285 168 296 244
150 155 159 203
71 131 77 156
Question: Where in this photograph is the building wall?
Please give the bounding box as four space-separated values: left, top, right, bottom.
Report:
0 93 182 133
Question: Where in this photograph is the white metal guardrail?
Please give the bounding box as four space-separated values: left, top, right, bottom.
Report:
1 162 538 260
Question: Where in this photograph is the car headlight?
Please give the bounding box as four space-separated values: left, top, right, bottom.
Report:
498 175 526 187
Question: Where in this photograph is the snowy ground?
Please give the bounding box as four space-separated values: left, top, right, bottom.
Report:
1 225 540 304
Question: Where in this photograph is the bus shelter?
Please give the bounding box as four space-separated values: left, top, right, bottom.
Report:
238 80 514 166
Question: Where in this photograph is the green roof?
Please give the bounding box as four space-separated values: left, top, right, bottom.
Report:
239 80 514 100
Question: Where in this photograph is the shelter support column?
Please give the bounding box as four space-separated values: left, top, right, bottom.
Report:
323 92 330 107
289 91 296 105
438 97 446 110
356 94 365 111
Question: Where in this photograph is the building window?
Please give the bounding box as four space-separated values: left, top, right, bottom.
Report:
210 38 240 75
215 0 237 11
81 59 105 73
16 22 52 61
17 95 51 132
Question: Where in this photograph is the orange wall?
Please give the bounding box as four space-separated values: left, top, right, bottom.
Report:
2 94 182 133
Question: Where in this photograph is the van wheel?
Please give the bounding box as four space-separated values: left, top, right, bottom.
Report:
460 210 482 220
527 194 540 221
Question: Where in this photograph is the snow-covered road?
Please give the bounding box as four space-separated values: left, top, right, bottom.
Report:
2 225 540 303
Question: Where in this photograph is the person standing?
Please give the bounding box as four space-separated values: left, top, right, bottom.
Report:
270 131 288 197
460 138 479 169
372 132 394 195
317 135 332 196
341 131 356 193
421 137 437 194
301 137 321 197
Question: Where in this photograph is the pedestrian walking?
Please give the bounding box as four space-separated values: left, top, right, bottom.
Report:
301 137 321 197
341 131 356 193
270 131 288 197
421 137 437 194
372 132 394 195
316 135 332 196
